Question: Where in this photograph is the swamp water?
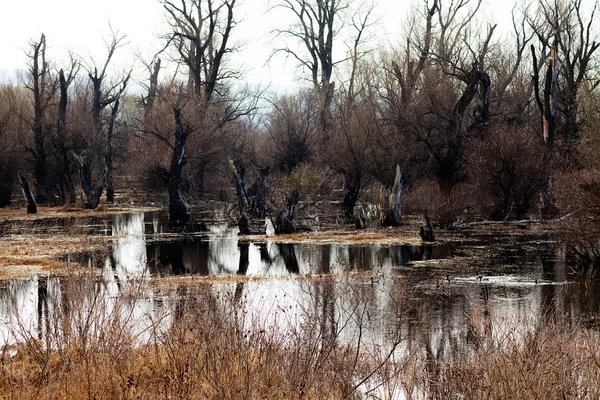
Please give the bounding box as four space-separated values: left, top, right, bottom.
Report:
1 212 599 361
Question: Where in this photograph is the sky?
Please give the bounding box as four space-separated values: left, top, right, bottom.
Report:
0 0 516 90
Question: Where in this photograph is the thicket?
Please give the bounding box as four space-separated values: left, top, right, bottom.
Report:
1 0 600 257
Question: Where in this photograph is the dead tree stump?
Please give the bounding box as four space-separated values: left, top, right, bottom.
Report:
419 214 435 242
380 165 403 227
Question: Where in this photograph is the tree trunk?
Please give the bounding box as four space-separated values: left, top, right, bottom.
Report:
18 172 37 214
144 58 161 118
0 170 13 207
105 97 121 203
55 69 76 204
30 35 50 204
353 205 366 229
73 152 104 209
229 160 251 235
379 165 403 227
169 106 189 222
274 189 299 234
419 213 435 242
342 172 360 223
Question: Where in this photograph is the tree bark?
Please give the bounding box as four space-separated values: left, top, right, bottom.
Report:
379 165 403 227
353 205 366 229
29 34 50 204
247 166 271 218
533 39 559 218
54 68 76 204
169 106 189 222
105 97 121 203
18 172 37 214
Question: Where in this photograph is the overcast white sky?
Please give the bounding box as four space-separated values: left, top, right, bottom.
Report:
0 0 516 90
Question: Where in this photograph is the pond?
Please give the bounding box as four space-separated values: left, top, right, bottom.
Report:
1 211 599 362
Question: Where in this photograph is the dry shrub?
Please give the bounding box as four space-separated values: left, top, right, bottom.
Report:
467 125 547 220
555 169 600 264
403 180 473 227
426 319 600 400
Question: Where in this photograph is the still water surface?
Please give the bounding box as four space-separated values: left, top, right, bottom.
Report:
1 212 599 358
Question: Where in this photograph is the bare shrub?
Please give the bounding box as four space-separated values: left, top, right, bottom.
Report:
556 169 600 264
468 125 547 220
403 180 473 227
424 318 600 399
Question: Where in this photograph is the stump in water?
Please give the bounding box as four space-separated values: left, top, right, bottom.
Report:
18 173 37 214
380 165 403 227
419 214 435 242
274 189 299 234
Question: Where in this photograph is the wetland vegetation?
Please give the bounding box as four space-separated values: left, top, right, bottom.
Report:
2 0 600 397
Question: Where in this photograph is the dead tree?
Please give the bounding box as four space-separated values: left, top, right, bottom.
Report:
353 205 366 229
26 34 54 204
143 58 161 118
246 165 271 218
87 32 130 203
532 39 559 218
379 165 403 227
274 189 300 234
18 172 37 214
105 74 130 203
161 0 238 100
273 0 353 138
52 62 79 205
169 105 191 222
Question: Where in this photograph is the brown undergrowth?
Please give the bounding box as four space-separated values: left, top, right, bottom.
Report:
0 276 418 399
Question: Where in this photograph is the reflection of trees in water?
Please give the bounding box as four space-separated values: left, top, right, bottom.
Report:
237 243 249 275
277 244 299 274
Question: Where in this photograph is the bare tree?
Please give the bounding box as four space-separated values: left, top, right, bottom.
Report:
84 31 131 204
25 34 56 204
529 0 600 216
51 57 80 204
141 0 251 221
160 0 238 101
272 0 350 137
529 0 600 144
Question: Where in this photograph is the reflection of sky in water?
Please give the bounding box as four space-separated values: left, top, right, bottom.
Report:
1 211 598 373
107 213 457 277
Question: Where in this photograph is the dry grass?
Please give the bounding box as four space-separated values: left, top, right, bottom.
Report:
427 322 600 399
0 233 107 279
0 276 417 399
0 275 598 399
